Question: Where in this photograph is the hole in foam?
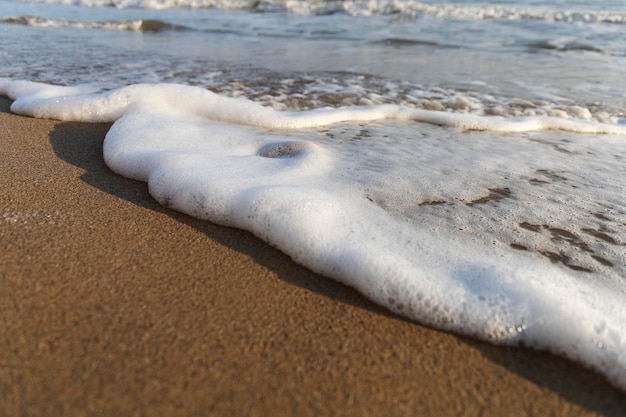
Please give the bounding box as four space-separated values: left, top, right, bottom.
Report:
258 141 309 159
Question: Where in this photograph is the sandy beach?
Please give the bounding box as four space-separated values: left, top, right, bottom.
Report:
1 95 625 416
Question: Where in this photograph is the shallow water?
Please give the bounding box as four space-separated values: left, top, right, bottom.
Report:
2 0 626 116
1 0 626 390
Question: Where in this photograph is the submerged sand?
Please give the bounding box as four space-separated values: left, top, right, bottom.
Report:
1 96 625 416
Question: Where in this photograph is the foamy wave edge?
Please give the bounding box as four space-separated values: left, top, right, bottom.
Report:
23 0 626 23
2 79 626 391
0 15 185 32
2 80 624 134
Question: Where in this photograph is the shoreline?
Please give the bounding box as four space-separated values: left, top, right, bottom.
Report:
1 95 625 416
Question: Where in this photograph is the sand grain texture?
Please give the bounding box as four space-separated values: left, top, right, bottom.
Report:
1 96 625 416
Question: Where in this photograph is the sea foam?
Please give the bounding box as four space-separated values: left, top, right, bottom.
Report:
22 0 626 22
2 79 626 389
0 16 185 32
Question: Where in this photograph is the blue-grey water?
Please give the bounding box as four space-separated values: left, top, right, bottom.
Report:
1 0 625 116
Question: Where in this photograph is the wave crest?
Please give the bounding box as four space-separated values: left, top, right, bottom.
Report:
0 15 188 32
21 0 626 23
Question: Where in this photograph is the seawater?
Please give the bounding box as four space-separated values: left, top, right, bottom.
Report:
1 0 626 389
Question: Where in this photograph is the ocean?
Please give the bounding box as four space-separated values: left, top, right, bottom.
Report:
1 0 626 390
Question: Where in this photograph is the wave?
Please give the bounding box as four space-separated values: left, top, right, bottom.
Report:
208 72 625 126
6 82 625 133
525 39 605 54
2 79 626 392
0 15 189 32
23 0 626 23
343 1 626 23
378 38 459 48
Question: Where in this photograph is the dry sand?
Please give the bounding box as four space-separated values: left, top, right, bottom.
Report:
1 95 625 416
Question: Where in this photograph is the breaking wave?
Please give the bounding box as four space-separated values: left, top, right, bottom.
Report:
21 0 626 23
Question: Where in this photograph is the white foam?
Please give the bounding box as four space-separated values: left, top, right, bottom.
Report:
342 1 626 23
23 0 626 22
24 0 264 10
212 76 626 125
2 78 626 390
1 15 143 30
0 15 184 32
4 81 625 134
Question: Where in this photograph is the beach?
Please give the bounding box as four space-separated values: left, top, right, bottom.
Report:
1 95 625 416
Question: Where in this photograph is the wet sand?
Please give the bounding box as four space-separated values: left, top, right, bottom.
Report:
1 95 625 416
